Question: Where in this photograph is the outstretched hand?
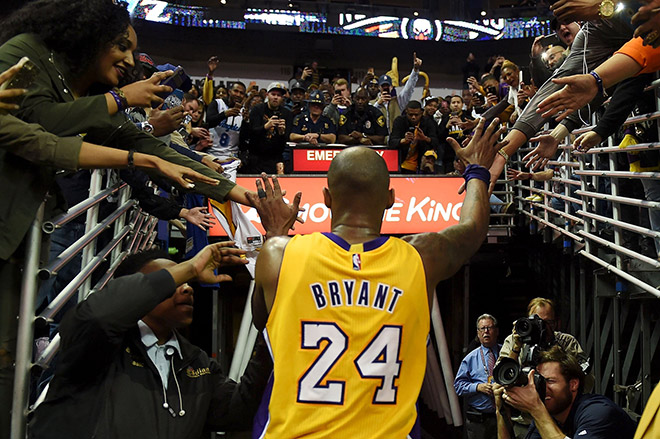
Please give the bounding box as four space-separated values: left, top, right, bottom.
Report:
550 0 601 22
246 173 303 239
189 242 247 284
154 158 220 189
447 117 508 169
536 74 597 121
122 70 174 108
413 51 423 71
633 0 660 47
523 134 560 170
573 131 602 152
0 62 27 111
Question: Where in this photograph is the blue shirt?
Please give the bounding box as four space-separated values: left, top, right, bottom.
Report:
525 393 636 439
453 343 501 413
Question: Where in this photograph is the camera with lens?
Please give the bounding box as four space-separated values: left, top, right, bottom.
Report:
493 315 555 394
493 358 546 399
486 86 498 96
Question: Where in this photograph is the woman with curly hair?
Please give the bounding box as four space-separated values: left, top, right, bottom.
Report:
0 0 252 203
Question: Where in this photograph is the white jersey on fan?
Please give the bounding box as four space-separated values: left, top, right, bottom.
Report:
208 98 243 160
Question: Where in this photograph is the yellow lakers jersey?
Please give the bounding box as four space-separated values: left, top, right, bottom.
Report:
258 232 429 439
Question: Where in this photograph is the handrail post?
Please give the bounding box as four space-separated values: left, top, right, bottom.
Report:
10 202 45 439
80 169 103 301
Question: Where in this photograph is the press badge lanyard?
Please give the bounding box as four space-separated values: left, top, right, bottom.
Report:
479 346 496 383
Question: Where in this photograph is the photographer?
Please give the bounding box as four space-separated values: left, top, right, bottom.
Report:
244 81 292 174
498 298 593 392
493 347 636 439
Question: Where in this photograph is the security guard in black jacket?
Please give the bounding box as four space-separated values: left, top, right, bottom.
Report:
336 87 388 146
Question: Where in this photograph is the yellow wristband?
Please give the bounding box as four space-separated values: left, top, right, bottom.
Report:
498 149 510 162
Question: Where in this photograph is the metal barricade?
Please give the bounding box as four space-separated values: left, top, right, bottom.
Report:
10 169 158 439
507 83 660 413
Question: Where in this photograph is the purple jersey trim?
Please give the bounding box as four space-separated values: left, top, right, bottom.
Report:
252 374 274 439
409 401 421 439
322 232 389 252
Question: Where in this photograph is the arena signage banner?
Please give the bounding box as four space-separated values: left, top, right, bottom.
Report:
208 176 465 236
292 149 399 172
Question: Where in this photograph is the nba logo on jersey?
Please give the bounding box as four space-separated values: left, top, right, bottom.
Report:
352 253 361 271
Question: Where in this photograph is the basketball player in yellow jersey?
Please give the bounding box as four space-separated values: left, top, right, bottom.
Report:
246 117 507 439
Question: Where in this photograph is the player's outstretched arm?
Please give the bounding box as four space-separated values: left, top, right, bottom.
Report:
404 118 507 288
247 174 302 330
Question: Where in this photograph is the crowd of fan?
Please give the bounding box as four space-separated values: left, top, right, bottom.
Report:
3 0 660 437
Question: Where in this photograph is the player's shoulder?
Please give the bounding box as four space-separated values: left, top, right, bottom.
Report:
263 235 292 254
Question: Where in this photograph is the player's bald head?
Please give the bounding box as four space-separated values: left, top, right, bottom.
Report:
327 147 390 207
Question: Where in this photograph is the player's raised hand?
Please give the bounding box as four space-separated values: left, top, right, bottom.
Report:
246 173 303 239
447 117 508 170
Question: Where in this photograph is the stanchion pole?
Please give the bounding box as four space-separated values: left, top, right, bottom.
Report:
10 202 45 439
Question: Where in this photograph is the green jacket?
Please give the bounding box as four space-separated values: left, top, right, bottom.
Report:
0 114 82 259
0 33 236 218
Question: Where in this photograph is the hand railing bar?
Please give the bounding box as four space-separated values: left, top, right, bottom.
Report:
553 177 582 187
10 203 44 439
36 224 133 323
492 190 515 195
581 142 660 155
88 251 130 298
575 189 660 209
111 184 131 262
533 188 583 206
530 201 584 224
135 217 155 252
571 111 660 136
80 170 104 300
126 211 147 252
33 333 60 371
36 248 131 371
576 209 660 239
577 230 660 268
38 200 136 280
622 111 660 126
574 170 660 179
643 78 660 92
133 216 153 252
521 210 584 242
41 183 126 234
578 251 660 299
143 218 159 249
547 161 580 168
520 199 582 223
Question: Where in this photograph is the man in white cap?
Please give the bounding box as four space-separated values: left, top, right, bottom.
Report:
244 81 292 174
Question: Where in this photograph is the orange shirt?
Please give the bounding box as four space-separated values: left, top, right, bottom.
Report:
615 37 660 74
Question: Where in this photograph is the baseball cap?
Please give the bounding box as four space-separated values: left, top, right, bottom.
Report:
290 81 305 92
378 74 393 86
306 90 324 105
156 62 178 73
267 81 287 94
424 96 439 105
423 150 438 160
138 53 157 76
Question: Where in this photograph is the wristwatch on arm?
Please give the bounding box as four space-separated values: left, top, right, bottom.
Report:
138 121 154 133
598 0 615 18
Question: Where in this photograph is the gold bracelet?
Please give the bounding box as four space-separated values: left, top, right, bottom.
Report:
498 149 510 162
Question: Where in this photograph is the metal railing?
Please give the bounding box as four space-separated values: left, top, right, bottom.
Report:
10 169 158 439
504 84 660 414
